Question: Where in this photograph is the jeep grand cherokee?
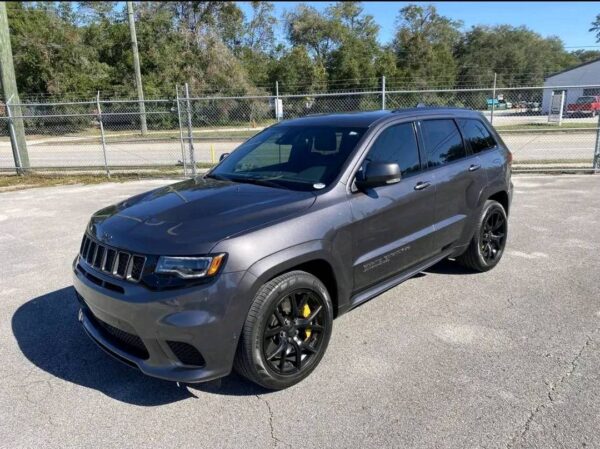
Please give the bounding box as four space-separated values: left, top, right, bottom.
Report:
73 108 512 389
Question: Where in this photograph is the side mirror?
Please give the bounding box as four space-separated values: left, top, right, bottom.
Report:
355 161 401 190
219 153 230 162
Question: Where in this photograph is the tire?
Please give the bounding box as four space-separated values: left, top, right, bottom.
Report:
457 200 508 272
234 270 334 390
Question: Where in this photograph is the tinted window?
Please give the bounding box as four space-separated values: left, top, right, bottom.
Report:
367 123 421 177
458 119 497 154
211 125 367 191
421 119 466 168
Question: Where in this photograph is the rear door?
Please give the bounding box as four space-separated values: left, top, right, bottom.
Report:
418 118 485 250
349 121 436 292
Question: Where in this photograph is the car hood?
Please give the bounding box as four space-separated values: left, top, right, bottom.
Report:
87 177 316 255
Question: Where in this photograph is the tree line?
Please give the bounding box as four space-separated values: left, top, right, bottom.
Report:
5 1 600 100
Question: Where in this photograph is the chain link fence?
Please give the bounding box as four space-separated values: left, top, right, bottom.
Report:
2 84 600 176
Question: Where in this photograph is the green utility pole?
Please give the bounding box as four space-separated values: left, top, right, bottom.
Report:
127 1 147 136
0 2 29 172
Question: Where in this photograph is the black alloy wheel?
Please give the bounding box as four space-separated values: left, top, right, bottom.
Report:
262 289 326 375
480 208 507 263
234 270 333 389
456 199 508 272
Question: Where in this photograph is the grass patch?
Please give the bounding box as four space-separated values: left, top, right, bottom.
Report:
0 125 266 144
0 163 216 191
513 159 592 165
496 122 599 132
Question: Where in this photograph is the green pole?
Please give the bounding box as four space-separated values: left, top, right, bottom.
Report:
0 2 29 171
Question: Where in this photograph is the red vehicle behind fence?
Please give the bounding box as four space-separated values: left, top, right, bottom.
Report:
566 96 600 117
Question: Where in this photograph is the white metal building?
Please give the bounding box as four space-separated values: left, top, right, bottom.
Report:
542 57 600 113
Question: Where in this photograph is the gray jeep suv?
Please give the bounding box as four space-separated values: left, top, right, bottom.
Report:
73 108 512 389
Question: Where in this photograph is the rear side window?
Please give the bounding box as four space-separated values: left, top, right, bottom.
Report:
458 119 497 154
367 123 421 177
421 119 466 168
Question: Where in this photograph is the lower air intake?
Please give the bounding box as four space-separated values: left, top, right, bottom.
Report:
167 341 206 367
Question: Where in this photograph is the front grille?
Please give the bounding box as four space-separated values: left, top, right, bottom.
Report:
90 313 149 359
79 235 146 283
167 341 206 367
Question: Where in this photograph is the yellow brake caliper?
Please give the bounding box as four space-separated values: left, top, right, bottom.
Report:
302 303 312 340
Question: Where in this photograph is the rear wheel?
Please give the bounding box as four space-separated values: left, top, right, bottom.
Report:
457 200 508 272
234 271 333 390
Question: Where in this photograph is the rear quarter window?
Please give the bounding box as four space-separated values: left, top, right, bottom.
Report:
457 118 497 154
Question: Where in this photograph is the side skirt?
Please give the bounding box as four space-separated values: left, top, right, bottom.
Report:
348 249 454 311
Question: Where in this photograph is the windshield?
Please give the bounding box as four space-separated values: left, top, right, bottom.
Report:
576 96 596 104
208 125 367 191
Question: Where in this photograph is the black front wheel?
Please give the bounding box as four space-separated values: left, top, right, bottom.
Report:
457 200 508 272
234 271 333 390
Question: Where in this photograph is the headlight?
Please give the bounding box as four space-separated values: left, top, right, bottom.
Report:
155 254 226 279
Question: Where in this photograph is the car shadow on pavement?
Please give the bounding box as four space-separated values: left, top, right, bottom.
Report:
423 259 477 275
12 287 266 406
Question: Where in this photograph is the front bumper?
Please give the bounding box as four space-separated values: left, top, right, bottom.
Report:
73 258 254 383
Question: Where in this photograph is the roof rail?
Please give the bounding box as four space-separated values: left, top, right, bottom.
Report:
391 105 473 113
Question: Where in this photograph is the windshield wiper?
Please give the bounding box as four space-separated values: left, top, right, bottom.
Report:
226 175 290 190
204 173 229 181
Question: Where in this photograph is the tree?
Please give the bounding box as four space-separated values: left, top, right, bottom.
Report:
285 4 339 64
1 0 593 101
570 49 600 64
7 2 111 97
590 14 600 42
392 5 462 88
243 1 277 53
326 2 381 89
456 25 576 87
238 2 277 88
269 46 325 93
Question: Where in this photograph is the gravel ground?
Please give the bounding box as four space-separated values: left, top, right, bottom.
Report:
0 175 599 449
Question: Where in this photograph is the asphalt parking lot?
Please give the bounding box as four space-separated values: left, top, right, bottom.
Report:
1 175 599 448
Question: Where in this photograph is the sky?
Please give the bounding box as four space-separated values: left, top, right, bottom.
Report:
237 1 600 50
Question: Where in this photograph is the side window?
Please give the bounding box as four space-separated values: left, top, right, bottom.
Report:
420 119 466 168
458 119 497 154
367 123 421 177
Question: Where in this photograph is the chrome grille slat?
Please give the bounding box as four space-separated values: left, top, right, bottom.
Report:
86 241 96 264
78 235 145 284
130 255 146 281
125 257 134 280
103 249 117 273
93 245 105 268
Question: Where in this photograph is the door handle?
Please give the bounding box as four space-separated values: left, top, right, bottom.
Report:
414 181 431 191
468 164 481 172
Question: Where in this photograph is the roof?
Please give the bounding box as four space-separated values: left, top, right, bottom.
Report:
280 110 392 127
545 57 600 80
279 107 479 128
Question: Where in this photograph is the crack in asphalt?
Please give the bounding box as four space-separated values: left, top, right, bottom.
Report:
255 394 291 449
505 328 597 448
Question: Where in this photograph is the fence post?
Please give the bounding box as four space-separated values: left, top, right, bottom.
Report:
275 81 281 122
6 95 23 175
96 92 110 179
184 83 197 176
381 76 386 110
594 111 600 172
490 72 497 125
175 85 188 177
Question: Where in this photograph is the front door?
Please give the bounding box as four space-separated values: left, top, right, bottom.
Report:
349 122 436 292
